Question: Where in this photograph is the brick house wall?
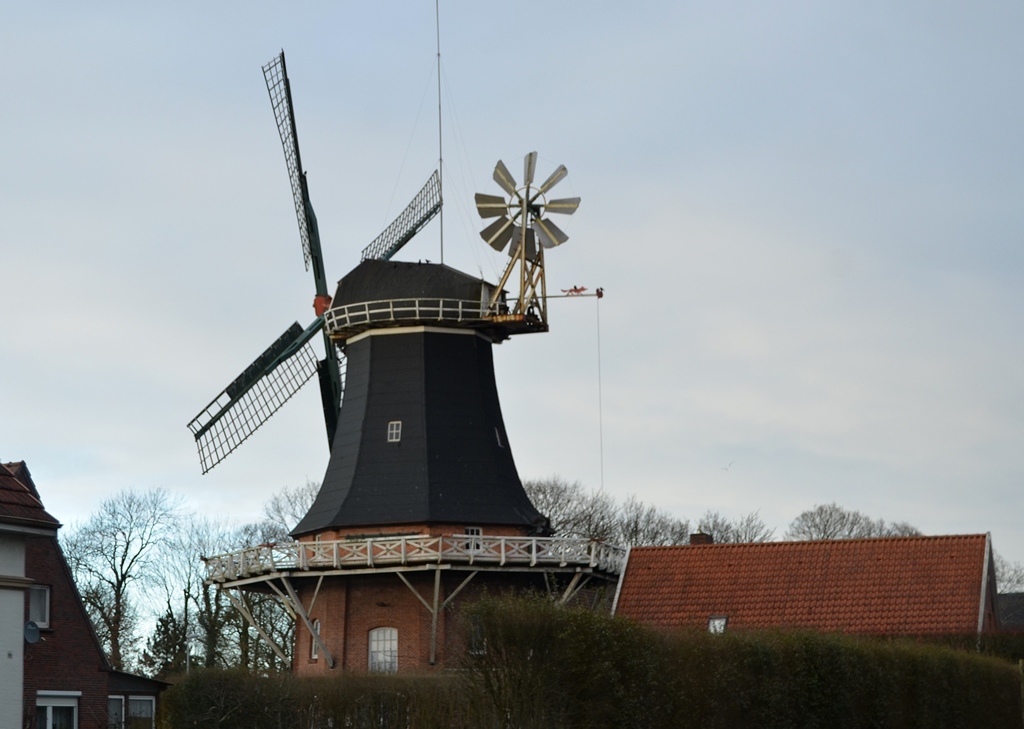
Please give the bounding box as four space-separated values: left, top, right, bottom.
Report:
23 533 109 729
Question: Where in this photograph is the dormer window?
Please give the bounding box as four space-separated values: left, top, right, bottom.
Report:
387 421 402 442
708 615 728 634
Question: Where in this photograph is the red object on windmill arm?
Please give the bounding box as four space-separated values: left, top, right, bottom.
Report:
313 295 333 316
561 286 587 295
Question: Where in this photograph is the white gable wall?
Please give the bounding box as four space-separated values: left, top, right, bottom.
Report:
0 530 28 729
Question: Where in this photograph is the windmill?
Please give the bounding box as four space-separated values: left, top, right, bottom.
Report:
187 51 441 474
289 152 580 538
474 151 580 331
198 140 597 673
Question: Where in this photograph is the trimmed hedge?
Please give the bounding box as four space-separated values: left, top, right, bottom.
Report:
462 595 1024 729
159 596 1024 729
160 669 484 729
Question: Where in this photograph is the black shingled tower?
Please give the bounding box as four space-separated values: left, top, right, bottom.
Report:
292 259 546 537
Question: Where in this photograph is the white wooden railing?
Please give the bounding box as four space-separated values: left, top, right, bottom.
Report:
203 534 627 583
324 298 498 334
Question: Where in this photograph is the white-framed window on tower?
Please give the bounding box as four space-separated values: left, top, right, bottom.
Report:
464 526 483 552
387 420 402 442
37 691 79 729
311 619 321 660
368 627 398 673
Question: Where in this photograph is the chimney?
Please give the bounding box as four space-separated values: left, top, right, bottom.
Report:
690 532 714 545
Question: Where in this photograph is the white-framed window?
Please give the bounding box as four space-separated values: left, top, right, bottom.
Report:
108 696 124 729
108 696 123 729
29 584 50 628
368 627 398 673
37 692 79 729
708 615 728 634
311 618 321 660
127 696 155 729
464 526 483 552
387 420 402 442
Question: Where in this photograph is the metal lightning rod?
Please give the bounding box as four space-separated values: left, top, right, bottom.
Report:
435 0 444 263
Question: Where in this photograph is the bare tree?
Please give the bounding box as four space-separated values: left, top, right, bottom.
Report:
696 510 774 544
263 479 320 537
729 510 776 543
994 550 1024 594
524 477 618 541
164 516 242 671
785 503 920 541
614 495 691 546
62 488 181 670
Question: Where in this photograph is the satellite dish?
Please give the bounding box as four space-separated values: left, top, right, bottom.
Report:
24 621 40 644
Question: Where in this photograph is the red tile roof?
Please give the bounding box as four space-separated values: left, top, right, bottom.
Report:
0 461 59 530
614 535 993 636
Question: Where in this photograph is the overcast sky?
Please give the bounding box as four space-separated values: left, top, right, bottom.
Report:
2 3 1022 564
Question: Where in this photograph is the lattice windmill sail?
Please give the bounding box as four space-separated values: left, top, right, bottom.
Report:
475 151 579 330
188 51 441 474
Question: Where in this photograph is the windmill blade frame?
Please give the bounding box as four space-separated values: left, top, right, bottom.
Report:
263 52 314 271
188 321 323 474
360 170 442 261
263 51 342 450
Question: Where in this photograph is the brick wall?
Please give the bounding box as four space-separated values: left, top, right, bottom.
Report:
23 534 109 729
298 522 534 542
292 569 548 674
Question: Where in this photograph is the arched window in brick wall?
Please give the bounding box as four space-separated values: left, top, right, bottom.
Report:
368 627 398 673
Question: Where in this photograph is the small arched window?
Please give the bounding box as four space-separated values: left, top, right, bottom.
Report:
368 627 398 673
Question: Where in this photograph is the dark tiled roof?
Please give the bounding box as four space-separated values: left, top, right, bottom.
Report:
997 592 1024 631
332 260 488 306
615 535 989 636
0 461 60 529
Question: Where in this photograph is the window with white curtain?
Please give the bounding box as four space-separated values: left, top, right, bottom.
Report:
127 697 155 729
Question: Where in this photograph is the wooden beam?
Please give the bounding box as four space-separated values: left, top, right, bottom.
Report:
222 589 288 665
280 577 335 669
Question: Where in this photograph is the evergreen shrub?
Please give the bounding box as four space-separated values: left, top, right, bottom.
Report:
462 595 1024 729
159 597 1024 729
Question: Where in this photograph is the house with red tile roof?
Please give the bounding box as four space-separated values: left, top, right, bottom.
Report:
1 461 166 729
612 534 999 636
